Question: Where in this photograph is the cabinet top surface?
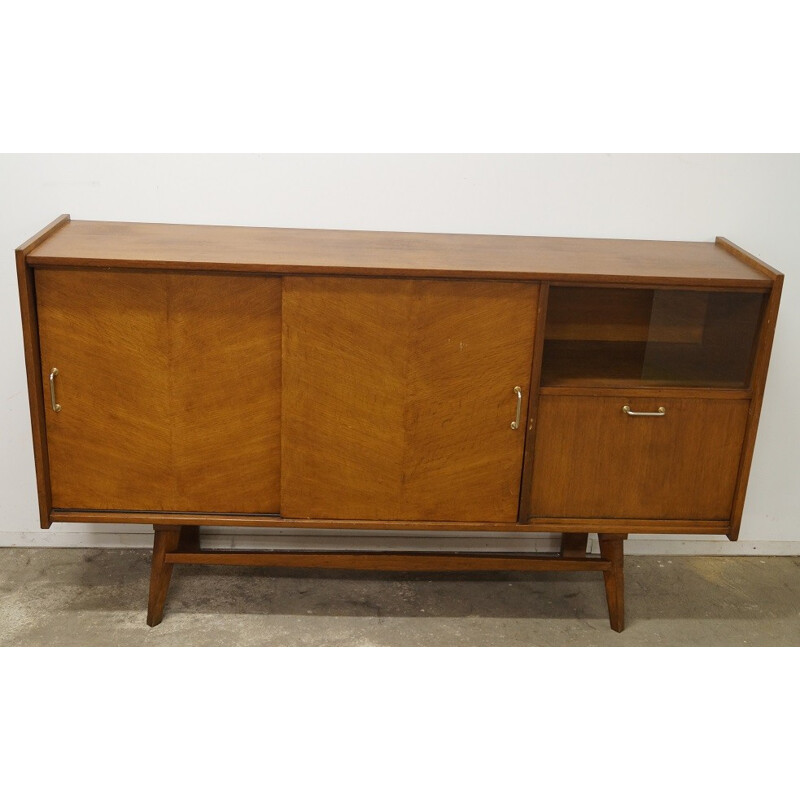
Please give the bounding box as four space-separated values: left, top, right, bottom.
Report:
25 219 773 286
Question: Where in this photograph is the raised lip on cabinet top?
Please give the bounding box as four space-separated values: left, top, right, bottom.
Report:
22 218 778 287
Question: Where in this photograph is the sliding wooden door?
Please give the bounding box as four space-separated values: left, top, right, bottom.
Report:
37 270 281 513
281 277 538 522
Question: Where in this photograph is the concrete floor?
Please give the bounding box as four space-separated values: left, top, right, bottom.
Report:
0 547 798 645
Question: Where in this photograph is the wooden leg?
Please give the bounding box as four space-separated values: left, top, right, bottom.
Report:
560 532 589 559
598 534 625 632
147 525 182 627
179 525 201 551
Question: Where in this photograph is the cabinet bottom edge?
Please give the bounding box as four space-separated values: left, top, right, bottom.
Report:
48 509 731 536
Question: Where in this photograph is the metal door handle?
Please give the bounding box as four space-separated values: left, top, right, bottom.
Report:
622 405 665 417
511 386 523 430
49 368 61 412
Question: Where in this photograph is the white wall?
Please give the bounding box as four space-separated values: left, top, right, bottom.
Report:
1 154 798 553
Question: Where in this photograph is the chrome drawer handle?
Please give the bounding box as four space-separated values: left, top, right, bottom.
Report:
49 368 61 412
622 404 665 417
511 386 523 430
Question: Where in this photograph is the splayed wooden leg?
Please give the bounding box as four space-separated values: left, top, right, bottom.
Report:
598 534 625 632
147 525 182 627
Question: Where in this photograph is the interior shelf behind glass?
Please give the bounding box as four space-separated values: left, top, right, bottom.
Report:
540 287 766 389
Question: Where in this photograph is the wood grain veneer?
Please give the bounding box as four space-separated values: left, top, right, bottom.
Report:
281 277 538 522
36 270 281 513
27 219 770 285
529 395 750 520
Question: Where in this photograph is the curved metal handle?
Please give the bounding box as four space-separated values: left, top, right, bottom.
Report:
511 386 523 430
49 368 61 412
622 404 665 417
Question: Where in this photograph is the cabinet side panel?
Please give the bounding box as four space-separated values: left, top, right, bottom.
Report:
16 215 71 527
729 273 783 538
17 259 53 526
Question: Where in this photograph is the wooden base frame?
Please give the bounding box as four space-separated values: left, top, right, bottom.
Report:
147 526 627 631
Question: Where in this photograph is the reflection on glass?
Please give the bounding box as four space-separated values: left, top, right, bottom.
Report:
541 287 766 388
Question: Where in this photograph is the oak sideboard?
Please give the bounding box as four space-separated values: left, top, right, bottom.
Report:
16 216 783 630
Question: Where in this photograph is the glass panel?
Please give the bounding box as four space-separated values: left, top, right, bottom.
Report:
541 287 766 388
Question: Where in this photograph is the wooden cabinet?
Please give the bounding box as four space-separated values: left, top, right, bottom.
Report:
16 217 783 631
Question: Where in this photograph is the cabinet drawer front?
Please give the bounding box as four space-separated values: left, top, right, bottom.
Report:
529 395 749 521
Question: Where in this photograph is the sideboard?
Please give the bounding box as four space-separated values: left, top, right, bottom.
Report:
16 216 783 630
